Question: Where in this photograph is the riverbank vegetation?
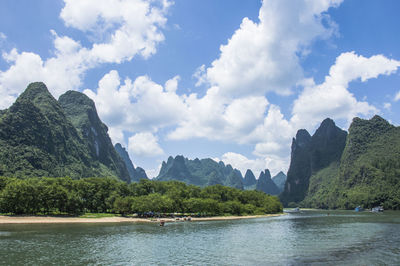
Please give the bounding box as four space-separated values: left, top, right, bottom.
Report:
0 177 282 216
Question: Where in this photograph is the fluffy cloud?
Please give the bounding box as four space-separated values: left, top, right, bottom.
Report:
60 0 171 62
218 152 287 177
291 52 400 130
0 0 170 109
0 32 93 109
201 0 343 97
84 70 187 134
168 90 269 142
128 132 164 157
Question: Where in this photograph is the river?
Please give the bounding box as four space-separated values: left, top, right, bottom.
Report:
0 210 399 265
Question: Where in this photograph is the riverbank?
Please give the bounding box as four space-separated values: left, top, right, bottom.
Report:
0 213 283 224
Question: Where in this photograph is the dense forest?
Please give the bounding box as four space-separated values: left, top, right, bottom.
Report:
0 177 282 216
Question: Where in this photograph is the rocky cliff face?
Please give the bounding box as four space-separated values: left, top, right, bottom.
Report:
114 143 148 182
310 118 348 172
59 91 130 182
256 169 280 195
280 119 347 206
303 115 400 209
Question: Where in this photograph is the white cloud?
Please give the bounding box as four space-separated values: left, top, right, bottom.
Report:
165 75 180 93
108 127 125 146
218 152 287 178
168 91 268 142
0 0 171 109
0 33 92 108
60 0 171 61
395 91 400 102
84 70 187 135
128 132 164 157
383 102 391 110
291 52 400 130
145 163 162 179
202 0 343 98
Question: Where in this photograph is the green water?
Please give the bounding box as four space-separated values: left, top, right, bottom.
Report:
0 210 399 265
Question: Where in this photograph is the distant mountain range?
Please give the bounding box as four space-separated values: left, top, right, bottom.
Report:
155 155 285 195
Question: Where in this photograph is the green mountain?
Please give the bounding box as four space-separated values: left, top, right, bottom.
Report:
156 155 244 189
226 169 244 190
59 91 130 182
280 116 400 210
256 169 280 195
280 118 347 206
272 171 287 193
303 116 400 210
0 82 129 181
114 143 148 182
243 169 257 190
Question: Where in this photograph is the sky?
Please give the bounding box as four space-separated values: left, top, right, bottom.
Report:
1 0 400 178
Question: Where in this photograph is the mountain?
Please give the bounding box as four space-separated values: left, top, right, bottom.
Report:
272 171 287 193
256 169 280 195
0 82 129 181
243 169 257 190
280 118 347 206
114 143 148 182
226 169 244 190
156 155 244 188
59 91 130 182
302 115 400 209
0 82 91 178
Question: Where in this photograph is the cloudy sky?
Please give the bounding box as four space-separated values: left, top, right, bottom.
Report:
1 0 400 178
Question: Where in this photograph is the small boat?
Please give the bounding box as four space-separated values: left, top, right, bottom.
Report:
284 207 300 213
371 206 384 213
355 206 364 212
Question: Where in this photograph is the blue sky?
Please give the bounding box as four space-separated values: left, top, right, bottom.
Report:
1 0 400 177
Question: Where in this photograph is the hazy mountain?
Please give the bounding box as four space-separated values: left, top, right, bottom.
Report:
114 143 148 182
156 155 244 188
243 169 257 190
256 169 280 195
272 171 287 193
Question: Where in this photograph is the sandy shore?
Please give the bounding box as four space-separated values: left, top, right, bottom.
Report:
0 213 283 224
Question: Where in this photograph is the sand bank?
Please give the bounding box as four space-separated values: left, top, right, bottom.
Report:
0 213 283 224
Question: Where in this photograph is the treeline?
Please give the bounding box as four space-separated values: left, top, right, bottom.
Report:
0 177 282 216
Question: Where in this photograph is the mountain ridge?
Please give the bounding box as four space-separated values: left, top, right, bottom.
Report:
0 82 130 181
282 115 400 210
